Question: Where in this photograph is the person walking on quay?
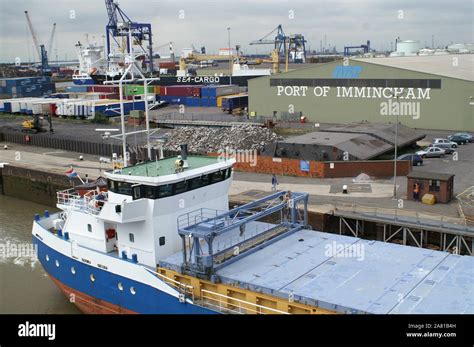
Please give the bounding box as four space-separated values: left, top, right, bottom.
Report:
271 174 279 191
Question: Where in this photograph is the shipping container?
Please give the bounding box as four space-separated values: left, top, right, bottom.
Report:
66 85 89 93
221 94 248 112
208 97 217 107
93 100 146 118
201 97 209 107
154 86 161 95
192 86 201 97
201 85 240 98
185 97 201 107
123 84 154 96
88 85 119 93
161 85 196 97
46 93 70 99
32 100 56 115
159 95 184 104
0 99 16 112
159 62 177 69
99 92 119 100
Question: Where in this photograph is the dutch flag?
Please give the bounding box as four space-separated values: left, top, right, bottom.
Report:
65 167 78 178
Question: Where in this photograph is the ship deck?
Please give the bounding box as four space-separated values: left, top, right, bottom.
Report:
159 225 474 314
122 156 221 177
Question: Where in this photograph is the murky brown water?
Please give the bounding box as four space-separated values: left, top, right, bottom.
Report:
0 195 79 313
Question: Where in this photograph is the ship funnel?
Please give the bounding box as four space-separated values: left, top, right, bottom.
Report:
180 144 189 168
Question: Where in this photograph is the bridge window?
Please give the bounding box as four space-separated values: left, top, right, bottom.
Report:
107 168 231 200
159 236 165 246
117 182 132 195
210 170 226 183
158 184 173 198
129 233 135 243
174 181 188 195
189 176 202 190
87 224 92 232
145 186 157 199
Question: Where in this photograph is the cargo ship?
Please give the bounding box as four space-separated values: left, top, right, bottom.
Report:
32 146 473 314
72 41 106 86
90 63 271 87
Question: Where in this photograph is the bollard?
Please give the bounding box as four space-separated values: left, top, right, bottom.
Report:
34 214 40 221
64 232 70 240
44 210 50 218
121 251 127 260
132 254 138 263
57 229 63 237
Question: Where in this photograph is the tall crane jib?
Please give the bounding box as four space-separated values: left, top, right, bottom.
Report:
104 0 154 73
24 10 54 75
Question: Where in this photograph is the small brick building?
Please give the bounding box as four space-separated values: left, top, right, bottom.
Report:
406 171 455 203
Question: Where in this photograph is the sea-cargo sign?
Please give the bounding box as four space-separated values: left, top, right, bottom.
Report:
270 78 441 100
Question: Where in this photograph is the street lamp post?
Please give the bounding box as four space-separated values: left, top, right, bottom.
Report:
227 27 232 85
393 113 399 199
393 95 399 199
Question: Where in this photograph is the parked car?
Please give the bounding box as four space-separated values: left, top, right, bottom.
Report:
447 133 473 143
445 135 469 145
416 147 446 158
432 138 457 148
429 143 455 154
398 153 423 166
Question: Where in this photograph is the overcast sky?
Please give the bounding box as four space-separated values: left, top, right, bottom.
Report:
0 0 472 63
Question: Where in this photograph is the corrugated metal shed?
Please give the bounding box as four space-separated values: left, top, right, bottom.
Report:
216 228 474 314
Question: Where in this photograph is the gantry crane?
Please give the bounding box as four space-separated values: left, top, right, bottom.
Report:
344 41 371 56
104 0 154 73
24 11 56 75
250 25 307 73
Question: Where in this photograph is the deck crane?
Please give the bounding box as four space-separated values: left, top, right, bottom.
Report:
24 10 54 75
104 0 154 73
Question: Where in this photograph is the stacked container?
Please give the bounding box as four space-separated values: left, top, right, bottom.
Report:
201 85 240 108
0 76 56 98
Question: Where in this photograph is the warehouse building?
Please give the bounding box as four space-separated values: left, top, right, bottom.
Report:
248 55 474 131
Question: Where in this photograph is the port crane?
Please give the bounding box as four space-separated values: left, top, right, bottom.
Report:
24 11 56 75
104 0 154 73
344 40 371 56
250 25 307 73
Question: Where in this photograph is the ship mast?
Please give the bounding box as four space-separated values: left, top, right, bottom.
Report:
104 26 159 167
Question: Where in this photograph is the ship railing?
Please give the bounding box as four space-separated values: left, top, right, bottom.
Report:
200 289 290 315
177 208 228 230
145 268 194 301
57 188 86 210
56 188 108 215
83 190 108 215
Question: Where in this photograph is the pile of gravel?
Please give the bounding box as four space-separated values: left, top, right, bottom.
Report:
162 125 282 153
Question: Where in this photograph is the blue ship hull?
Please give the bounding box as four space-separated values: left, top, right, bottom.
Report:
32 235 216 314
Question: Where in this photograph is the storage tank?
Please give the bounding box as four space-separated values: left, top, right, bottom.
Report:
394 40 421 56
